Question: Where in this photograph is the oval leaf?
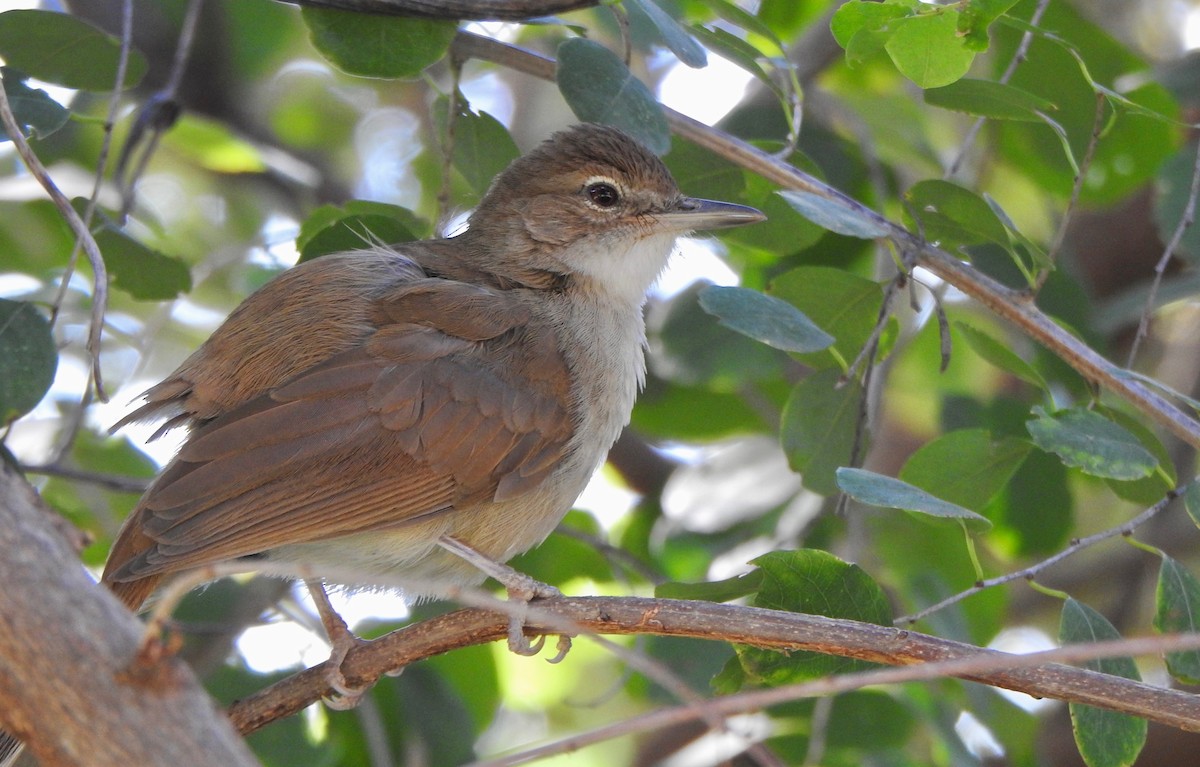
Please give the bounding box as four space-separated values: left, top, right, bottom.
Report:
1026 406 1157 481
884 11 975 89
627 0 707 68
904 179 1010 250
698 285 833 353
781 368 866 496
0 9 146 91
778 189 889 238
957 322 1049 392
0 299 57 427
556 38 670 155
1186 479 1200 530
836 467 992 530
899 429 1031 511
769 267 887 371
302 8 455 79
925 78 1056 121
736 549 892 683
1060 598 1146 767
1154 555 1200 684
0 70 69 141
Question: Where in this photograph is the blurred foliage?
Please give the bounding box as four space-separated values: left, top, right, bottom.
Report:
3 0 1200 765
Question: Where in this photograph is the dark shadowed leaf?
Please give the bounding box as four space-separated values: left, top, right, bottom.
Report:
899 429 1031 511
0 299 56 427
1060 598 1146 767
0 70 68 141
0 9 146 90
926 77 1054 120
302 7 454 79
736 549 891 682
627 0 706 68
781 368 866 496
1154 556 1200 684
556 38 670 154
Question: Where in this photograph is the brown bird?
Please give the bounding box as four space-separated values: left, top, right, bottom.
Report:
101 123 764 641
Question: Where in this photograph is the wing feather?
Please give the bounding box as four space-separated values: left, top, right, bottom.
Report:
105 275 575 585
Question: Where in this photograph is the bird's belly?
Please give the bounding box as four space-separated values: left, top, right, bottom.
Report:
263 467 585 597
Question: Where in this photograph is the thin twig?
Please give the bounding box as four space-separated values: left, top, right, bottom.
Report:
470 628 1200 767
1038 91 1106 291
898 484 1184 625
0 76 110 400
20 463 149 494
1126 137 1200 366
117 0 205 218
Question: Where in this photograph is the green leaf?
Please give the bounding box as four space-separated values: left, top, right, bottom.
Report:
301 7 454 79
94 223 192 301
654 283 785 387
830 1 912 63
956 0 1019 51
0 9 146 90
433 99 520 198
698 285 833 354
0 299 57 427
556 38 670 155
905 179 1011 251
1026 406 1158 481
899 429 1031 511
777 189 889 238
1153 144 1200 264
1099 406 1175 505
1060 598 1147 767
769 267 888 372
780 368 866 496
627 0 706 68
884 10 975 89
0 69 68 141
655 570 763 602
297 201 422 262
632 383 768 440
1186 479 1200 530
1154 556 1200 684
837 467 992 530
826 690 917 750
736 550 891 683
957 322 1049 393
925 77 1055 121
995 449 1073 556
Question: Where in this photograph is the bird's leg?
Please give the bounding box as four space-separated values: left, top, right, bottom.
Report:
304 578 369 710
436 535 572 662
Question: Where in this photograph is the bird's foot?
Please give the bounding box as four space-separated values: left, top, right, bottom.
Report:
437 535 573 661
305 579 371 710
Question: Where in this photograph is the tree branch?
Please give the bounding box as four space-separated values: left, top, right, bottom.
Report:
228 595 1200 738
0 463 257 767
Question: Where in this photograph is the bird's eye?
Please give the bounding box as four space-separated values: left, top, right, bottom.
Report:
586 182 620 208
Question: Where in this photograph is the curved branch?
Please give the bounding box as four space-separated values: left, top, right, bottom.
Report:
228 596 1200 737
450 31 1200 449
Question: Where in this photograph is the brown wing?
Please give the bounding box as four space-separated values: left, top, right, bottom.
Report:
103 278 575 584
